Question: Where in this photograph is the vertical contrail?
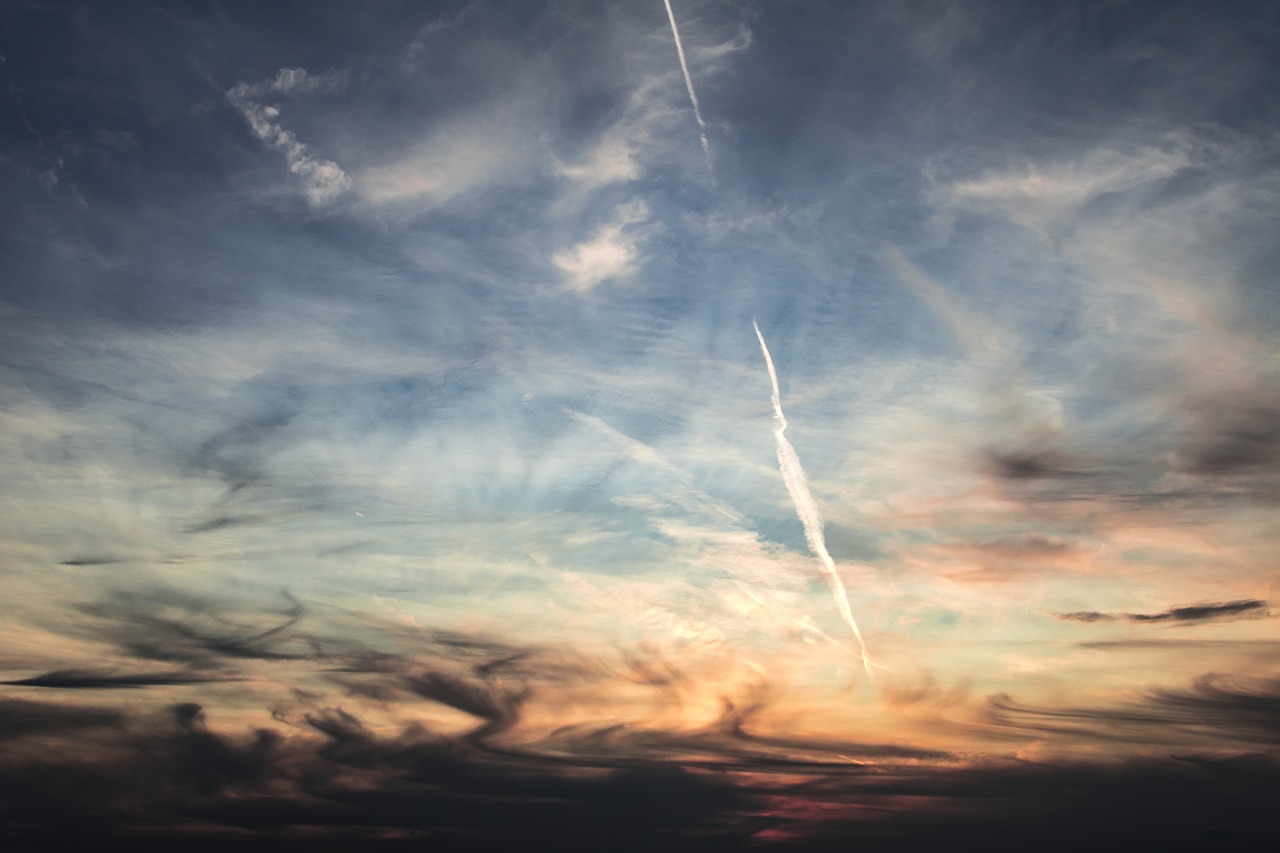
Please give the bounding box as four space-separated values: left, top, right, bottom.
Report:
662 0 713 175
754 321 874 679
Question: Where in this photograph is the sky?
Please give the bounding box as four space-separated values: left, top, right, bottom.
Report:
2 0 1279 849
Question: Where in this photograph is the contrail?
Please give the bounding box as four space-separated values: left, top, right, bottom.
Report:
753 321 874 679
564 407 742 524
662 0 713 175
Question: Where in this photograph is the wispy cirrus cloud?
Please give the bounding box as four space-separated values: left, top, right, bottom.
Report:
942 143 1192 236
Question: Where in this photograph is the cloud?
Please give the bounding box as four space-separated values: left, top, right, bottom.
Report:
2 690 1278 851
5 588 1280 850
78 587 311 668
1 669 230 689
5 5 1280 849
1174 396 1280 477
884 244 1010 361
882 244 1096 498
406 670 527 744
565 408 743 524
233 68 346 99
552 200 651 293
557 133 641 189
355 103 541 209
58 556 122 567
0 698 122 742
987 673 1280 749
227 69 351 207
1055 599 1269 625
943 143 1192 235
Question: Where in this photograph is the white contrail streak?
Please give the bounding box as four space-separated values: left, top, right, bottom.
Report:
662 0 713 174
753 321 874 679
564 407 743 524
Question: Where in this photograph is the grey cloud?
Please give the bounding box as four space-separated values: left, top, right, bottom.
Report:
78 587 311 667
0 698 122 742
406 670 528 744
1175 399 1280 477
2 693 1279 852
987 673 1280 747
2 669 230 689
1055 599 1269 625
953 534 1081 558
1081 639 1280 650
1129 600 1270 624
191 409 296 496
6 589 1280 850
58 556 123 567
0 698 762 852
983 447 1084 482
1058 610 1116 623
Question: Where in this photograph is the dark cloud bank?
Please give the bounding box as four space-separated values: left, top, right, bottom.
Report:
3 590 1279 852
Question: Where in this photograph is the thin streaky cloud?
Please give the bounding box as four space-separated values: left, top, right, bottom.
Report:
1054 599 1270 625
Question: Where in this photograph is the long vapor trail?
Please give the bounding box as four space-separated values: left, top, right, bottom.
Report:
753 321 874 679
662 0 713 175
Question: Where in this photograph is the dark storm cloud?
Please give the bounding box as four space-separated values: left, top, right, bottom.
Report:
1055 599 1269 625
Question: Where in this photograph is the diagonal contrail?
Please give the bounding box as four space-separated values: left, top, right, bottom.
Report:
754 321 874 679
564 407 743 524
662 0 713 175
